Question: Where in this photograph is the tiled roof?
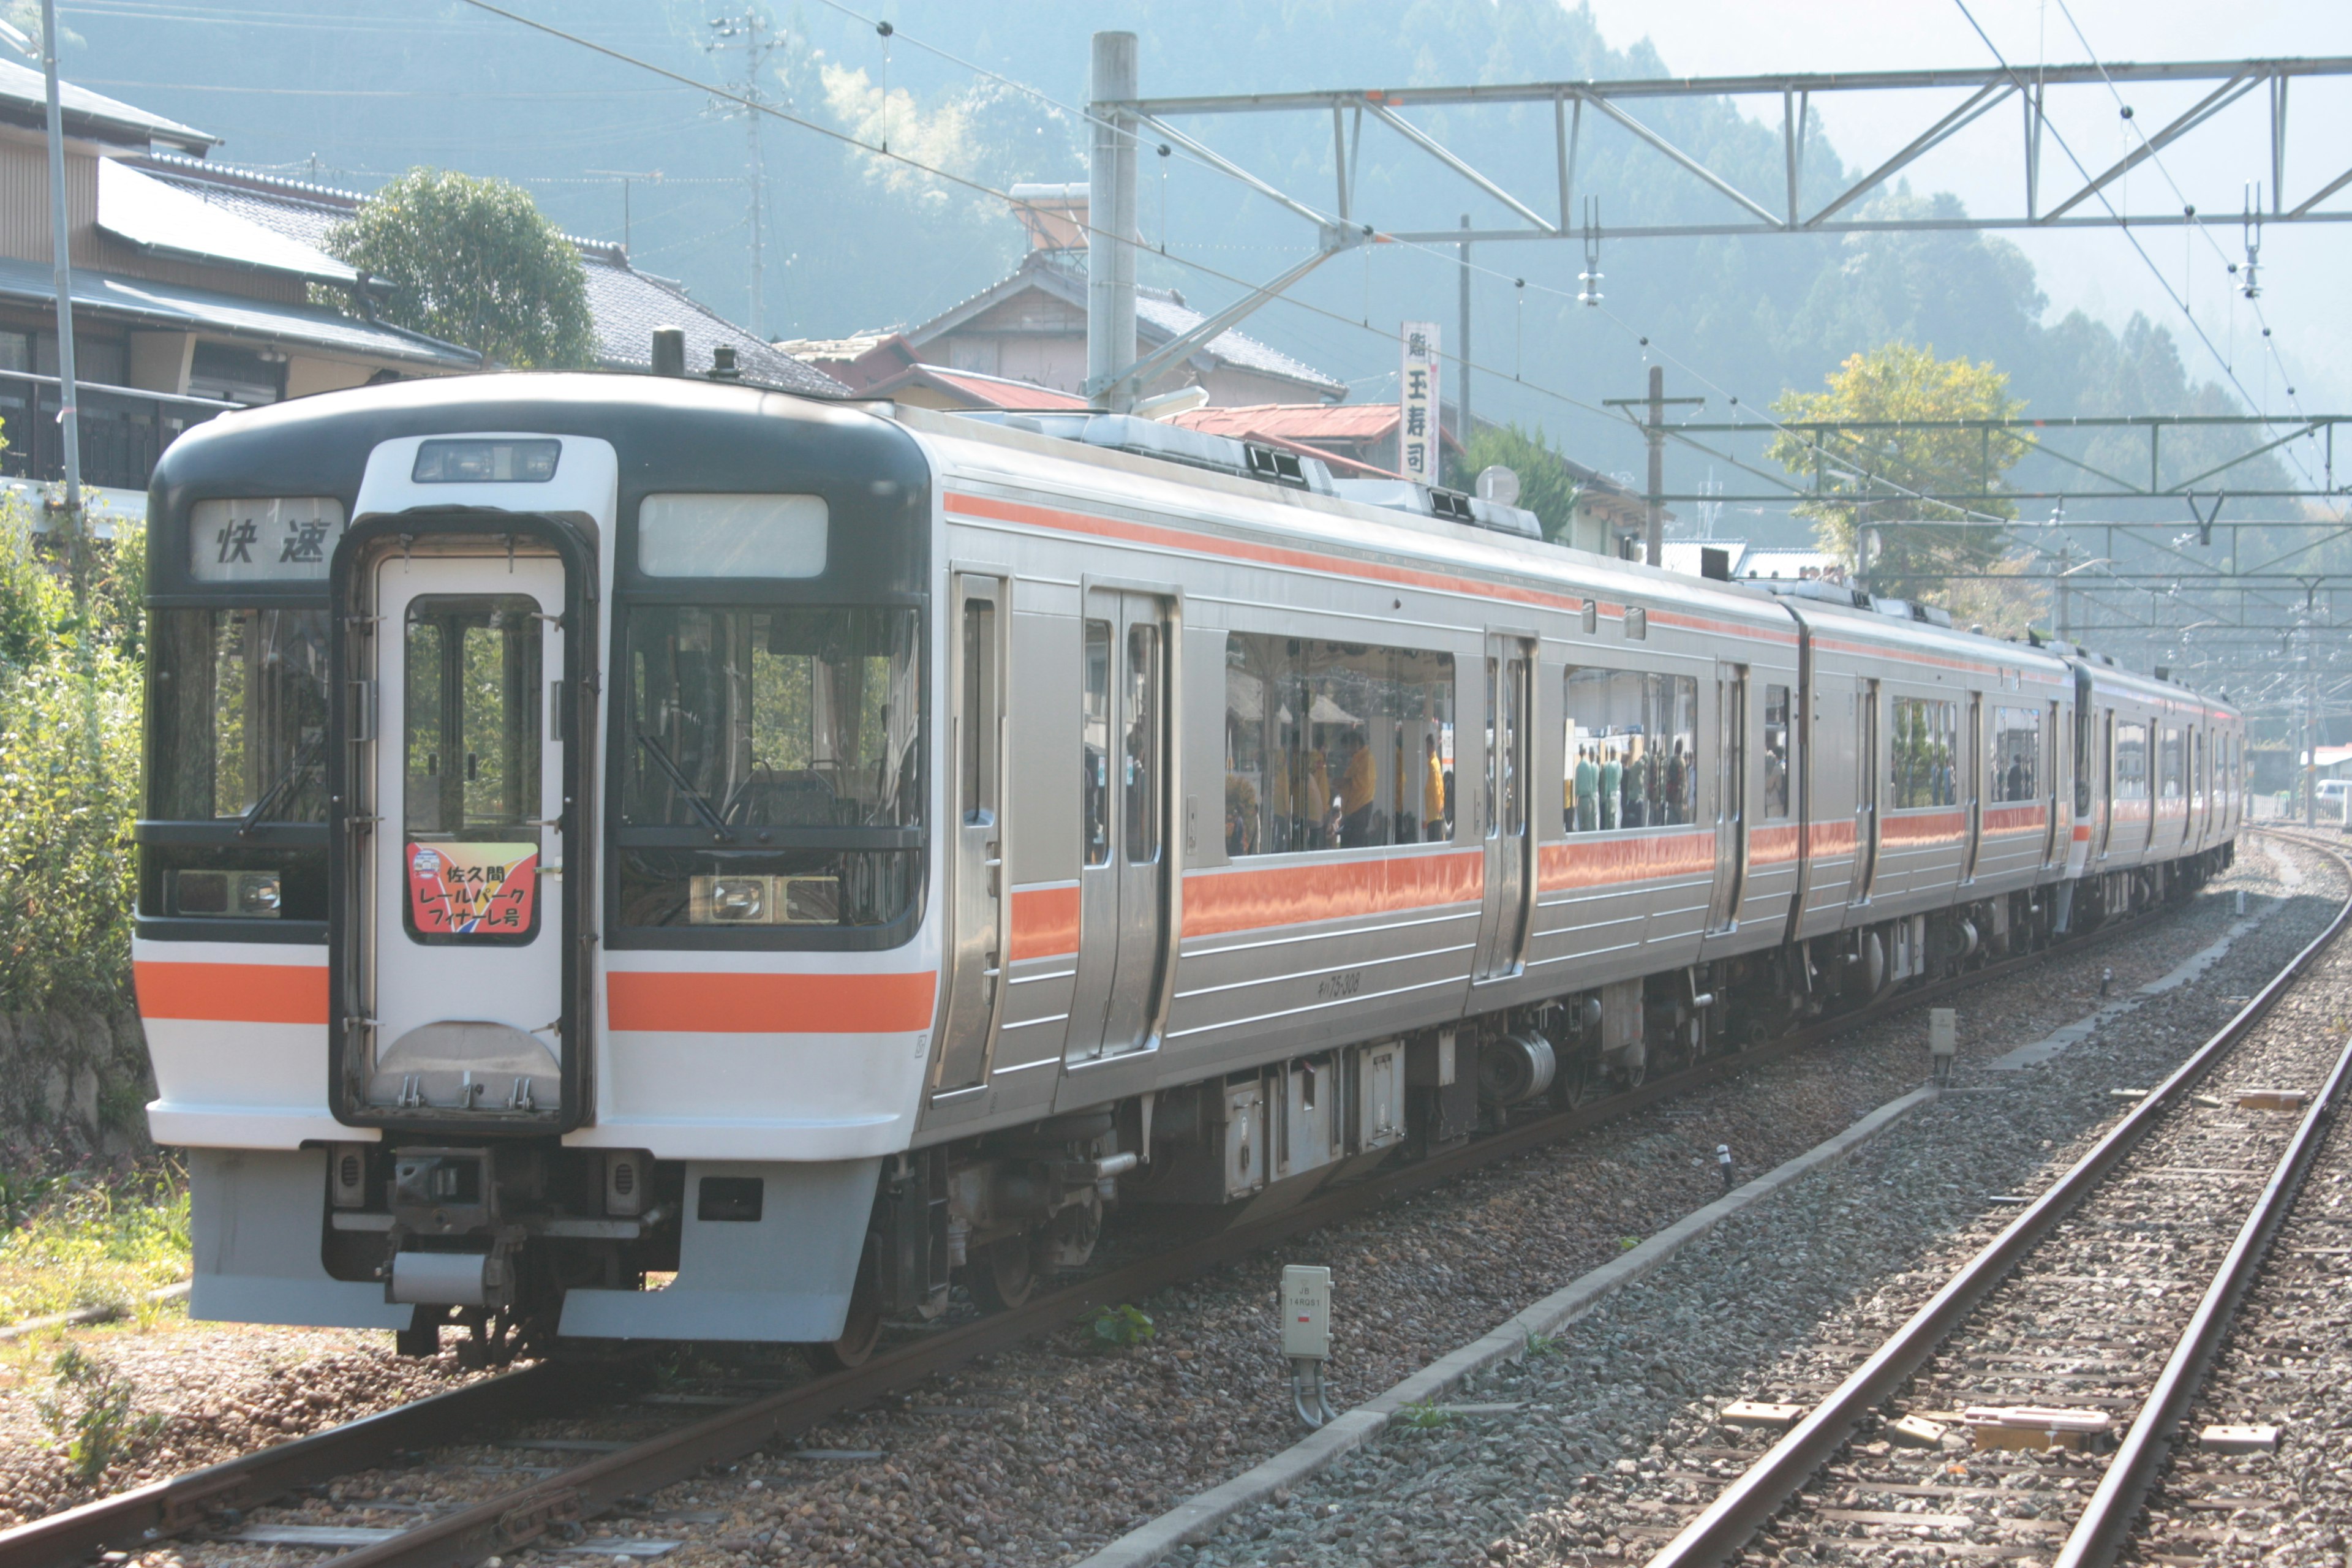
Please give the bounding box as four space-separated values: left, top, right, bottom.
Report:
123 154 846 395
579 252 845 394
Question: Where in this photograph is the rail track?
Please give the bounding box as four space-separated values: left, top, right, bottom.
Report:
0 867 2252 1568
1637 830 2352 1568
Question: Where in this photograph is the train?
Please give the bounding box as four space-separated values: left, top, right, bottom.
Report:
137 363 2241 1367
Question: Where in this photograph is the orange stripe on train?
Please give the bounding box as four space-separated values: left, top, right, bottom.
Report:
135 960 328 1024
607 971 938 1034
1009 884 1080 962
1539 829 1716 891
1182 851 1483 939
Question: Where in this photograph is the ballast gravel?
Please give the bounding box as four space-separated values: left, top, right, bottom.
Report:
17 843 2315 1568
1167 837 2343 1568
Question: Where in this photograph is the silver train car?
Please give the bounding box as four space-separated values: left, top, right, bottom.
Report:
137 371 2242 1364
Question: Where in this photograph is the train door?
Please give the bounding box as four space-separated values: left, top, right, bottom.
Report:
932 573 1009 1095
1474 636 1534 980
1706 663 1746 932
363 554 567 1115
1852 677 1881 903
1960 692 1983 883
2107 710 2126 860
1063 589 1174 1063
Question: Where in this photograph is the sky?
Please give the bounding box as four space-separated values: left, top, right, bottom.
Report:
1574 0 2352 414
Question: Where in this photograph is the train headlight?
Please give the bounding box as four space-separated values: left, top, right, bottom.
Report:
690 875 772 924
170 869 282 919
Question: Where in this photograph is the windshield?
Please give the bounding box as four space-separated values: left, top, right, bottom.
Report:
624 605 921 829
149 607 330 821
617 605 924 938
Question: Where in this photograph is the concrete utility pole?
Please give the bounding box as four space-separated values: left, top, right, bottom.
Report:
39 0 77 512
1604 369 1701 567
1456 214 1471 458
1087 31 1139 413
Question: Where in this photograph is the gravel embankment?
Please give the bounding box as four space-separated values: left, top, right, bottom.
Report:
1166 837 2343 1568
34 842 2315 1568
2124 978 2352 1567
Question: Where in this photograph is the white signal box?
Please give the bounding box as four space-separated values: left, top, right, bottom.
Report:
1282 1264 1332 1360
1929 1008 1957 1057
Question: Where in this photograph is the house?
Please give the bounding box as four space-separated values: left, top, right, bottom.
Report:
130 151 844 397
0 63 488 518
0 60 846 516
791 183 1344 410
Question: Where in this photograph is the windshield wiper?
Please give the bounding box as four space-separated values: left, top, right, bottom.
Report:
239 732 324 836
634 733 729 834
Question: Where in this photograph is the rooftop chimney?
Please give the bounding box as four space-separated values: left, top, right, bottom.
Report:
650 326 685 377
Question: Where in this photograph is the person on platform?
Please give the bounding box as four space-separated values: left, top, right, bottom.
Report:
1338 737 1378 846
1573 742 1600 833
1424 734 1448 841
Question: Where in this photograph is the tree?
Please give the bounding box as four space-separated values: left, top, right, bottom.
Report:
326 169 596 369
1453 423 1581 546
1768 341 2032 604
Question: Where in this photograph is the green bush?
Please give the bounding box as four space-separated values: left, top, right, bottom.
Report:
1084 1302 1155 1350
0 498 144 1012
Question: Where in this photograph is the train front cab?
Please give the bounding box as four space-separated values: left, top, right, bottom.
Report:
140 380 940 1358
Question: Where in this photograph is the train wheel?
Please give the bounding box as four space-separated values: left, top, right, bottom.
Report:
807 1237 884 1372
969 1232 1042 1312
1552 1049 1594 1110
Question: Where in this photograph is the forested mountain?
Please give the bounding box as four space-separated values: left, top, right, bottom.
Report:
80 0 2282 519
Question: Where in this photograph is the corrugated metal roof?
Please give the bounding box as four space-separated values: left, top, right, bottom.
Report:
903 366 1091 409
0 60 214 151
0 254 479 366
99 159 354 284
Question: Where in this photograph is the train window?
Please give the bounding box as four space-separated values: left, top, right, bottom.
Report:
1762 685 1791 820
637 493 828 578
1223 633 1455 856
148 607 330 821
1082 620 1111 867
616 605 922 935
1890 697 1959 809
1991 706 2040 803
1125 625 1160 864
2160 725 2184 799
960 598 996 824
187 497 345 583
1563 668 1700 831
2115 722 2149 801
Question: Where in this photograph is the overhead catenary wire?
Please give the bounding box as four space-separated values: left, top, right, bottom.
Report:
449 0 2250 562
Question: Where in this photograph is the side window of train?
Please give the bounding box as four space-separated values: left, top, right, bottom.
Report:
1889 696 1960 809
1222 633 1456 856
1082 620 1111 866
2115 722 2150 800
960 597 997 825
1990 706 2041 804
2160 725 2184 799
1562 666 1700 832
1761 684 1791 821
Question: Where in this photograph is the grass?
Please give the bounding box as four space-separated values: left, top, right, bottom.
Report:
0 1167 190 1328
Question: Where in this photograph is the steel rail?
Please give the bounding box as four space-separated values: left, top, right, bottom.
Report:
0 1362 581 1568
0 872 2218 1568
1643 832 2352 1568
2055 1006 2352 1566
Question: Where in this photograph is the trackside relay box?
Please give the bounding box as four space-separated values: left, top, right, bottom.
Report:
1283 1264 1332 1359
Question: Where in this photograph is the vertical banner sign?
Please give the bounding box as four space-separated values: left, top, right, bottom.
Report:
1399 322 1439 481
